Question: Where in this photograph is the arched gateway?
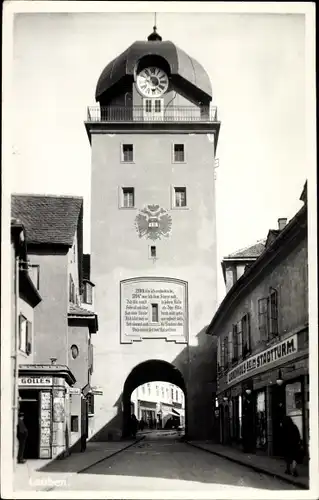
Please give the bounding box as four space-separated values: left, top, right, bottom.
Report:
122 360 186 437
86 27 220 442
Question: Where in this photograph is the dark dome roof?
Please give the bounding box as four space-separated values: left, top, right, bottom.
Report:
95 40 212 102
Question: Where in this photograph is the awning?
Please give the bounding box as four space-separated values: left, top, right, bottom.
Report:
172 408 180 416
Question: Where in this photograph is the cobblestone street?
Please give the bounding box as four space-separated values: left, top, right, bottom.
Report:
17 432 298 493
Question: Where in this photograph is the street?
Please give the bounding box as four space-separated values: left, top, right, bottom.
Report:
44 431 298 492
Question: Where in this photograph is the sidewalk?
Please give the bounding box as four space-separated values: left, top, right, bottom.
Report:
14 437 144 492
188 441 309 489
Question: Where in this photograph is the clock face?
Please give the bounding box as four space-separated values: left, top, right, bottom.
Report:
136 67 169 97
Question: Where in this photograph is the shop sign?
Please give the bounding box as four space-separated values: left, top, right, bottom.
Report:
19 376 52 386
227 334 298 386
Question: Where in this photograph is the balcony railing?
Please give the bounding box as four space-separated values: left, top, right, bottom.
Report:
86 105 218 123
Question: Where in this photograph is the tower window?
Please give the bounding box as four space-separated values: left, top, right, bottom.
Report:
145 100 152 113
174 144 185 162
150 246 156 258
174 187 187 207
151 303 159 323
154 100 162 113
122 144 133 162
122 187 135 208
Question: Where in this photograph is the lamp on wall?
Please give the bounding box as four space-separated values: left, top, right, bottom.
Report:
276 369 284 386
245 388 252 395
223 396 228 402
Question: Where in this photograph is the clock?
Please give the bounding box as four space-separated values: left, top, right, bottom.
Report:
136 67 169 97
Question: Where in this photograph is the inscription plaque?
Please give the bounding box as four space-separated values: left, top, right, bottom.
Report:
120 277 188 343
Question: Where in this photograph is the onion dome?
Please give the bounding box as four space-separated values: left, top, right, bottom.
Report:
95 32 212 104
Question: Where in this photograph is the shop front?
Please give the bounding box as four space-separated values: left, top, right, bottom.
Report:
138 400 157 428
217 331 309 458
18 364 76 459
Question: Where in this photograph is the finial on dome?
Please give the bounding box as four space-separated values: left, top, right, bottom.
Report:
147 26 162 41
148 13 162 41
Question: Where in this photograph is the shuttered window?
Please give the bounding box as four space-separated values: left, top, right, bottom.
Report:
237 320 243 359
26 321 32 355
89 343 94 375
223 336 229 370
19 315 27 352
233 324 238 361
242 313 251 357
228 331 233 365
268 289 278 339
258 297 269 341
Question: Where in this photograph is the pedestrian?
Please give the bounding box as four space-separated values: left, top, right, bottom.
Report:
281 415 302 476
17 412 28 464
130 414 138 439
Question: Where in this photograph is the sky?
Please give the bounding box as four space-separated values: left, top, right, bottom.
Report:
8 7 309 304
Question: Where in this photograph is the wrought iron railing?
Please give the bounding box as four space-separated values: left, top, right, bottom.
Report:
86 105 218 123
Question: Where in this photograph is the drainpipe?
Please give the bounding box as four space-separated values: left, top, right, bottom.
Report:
12 244 20 467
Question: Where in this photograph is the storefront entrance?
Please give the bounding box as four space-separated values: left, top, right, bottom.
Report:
271 384 286 456
271 377 305 457
19 390 40 459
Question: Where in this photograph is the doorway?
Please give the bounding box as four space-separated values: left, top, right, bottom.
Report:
19 390 40 459
271 384 286 456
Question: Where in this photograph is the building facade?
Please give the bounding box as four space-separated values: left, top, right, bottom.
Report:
131 382 185 429
11 194 98 459
208 186 308 458
11 218 42 461
87 27 220 440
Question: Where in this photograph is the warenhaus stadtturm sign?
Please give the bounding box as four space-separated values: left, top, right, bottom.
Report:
226 334 298 386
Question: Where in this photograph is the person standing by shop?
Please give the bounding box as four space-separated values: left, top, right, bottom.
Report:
282 416 302 476
17 412 28 464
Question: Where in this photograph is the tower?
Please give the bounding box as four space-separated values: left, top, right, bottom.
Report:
85 26 221 440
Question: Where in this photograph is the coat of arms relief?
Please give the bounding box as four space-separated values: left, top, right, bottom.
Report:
135 204 172 240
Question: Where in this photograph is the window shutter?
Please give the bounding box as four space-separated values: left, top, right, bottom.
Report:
224 336 228 369
258 297 268 341
269 289 278 338
217 337 221 372
26 321 32 355
18 315 23 350
228 331 233 365
233 324 238 361
237 320 243 359
247 313 251 352
221 339 225 371
90 344 94 374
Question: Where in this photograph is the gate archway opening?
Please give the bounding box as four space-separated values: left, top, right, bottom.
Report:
122 360 187 438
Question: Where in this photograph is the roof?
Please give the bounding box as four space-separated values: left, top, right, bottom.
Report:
96 39 212 102
224 240 266 260
11 194 83 246
208 203 307 334
265 229 281 248
68 303 98 334
68 303 95 317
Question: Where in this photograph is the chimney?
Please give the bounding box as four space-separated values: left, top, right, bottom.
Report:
278 218 287 231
